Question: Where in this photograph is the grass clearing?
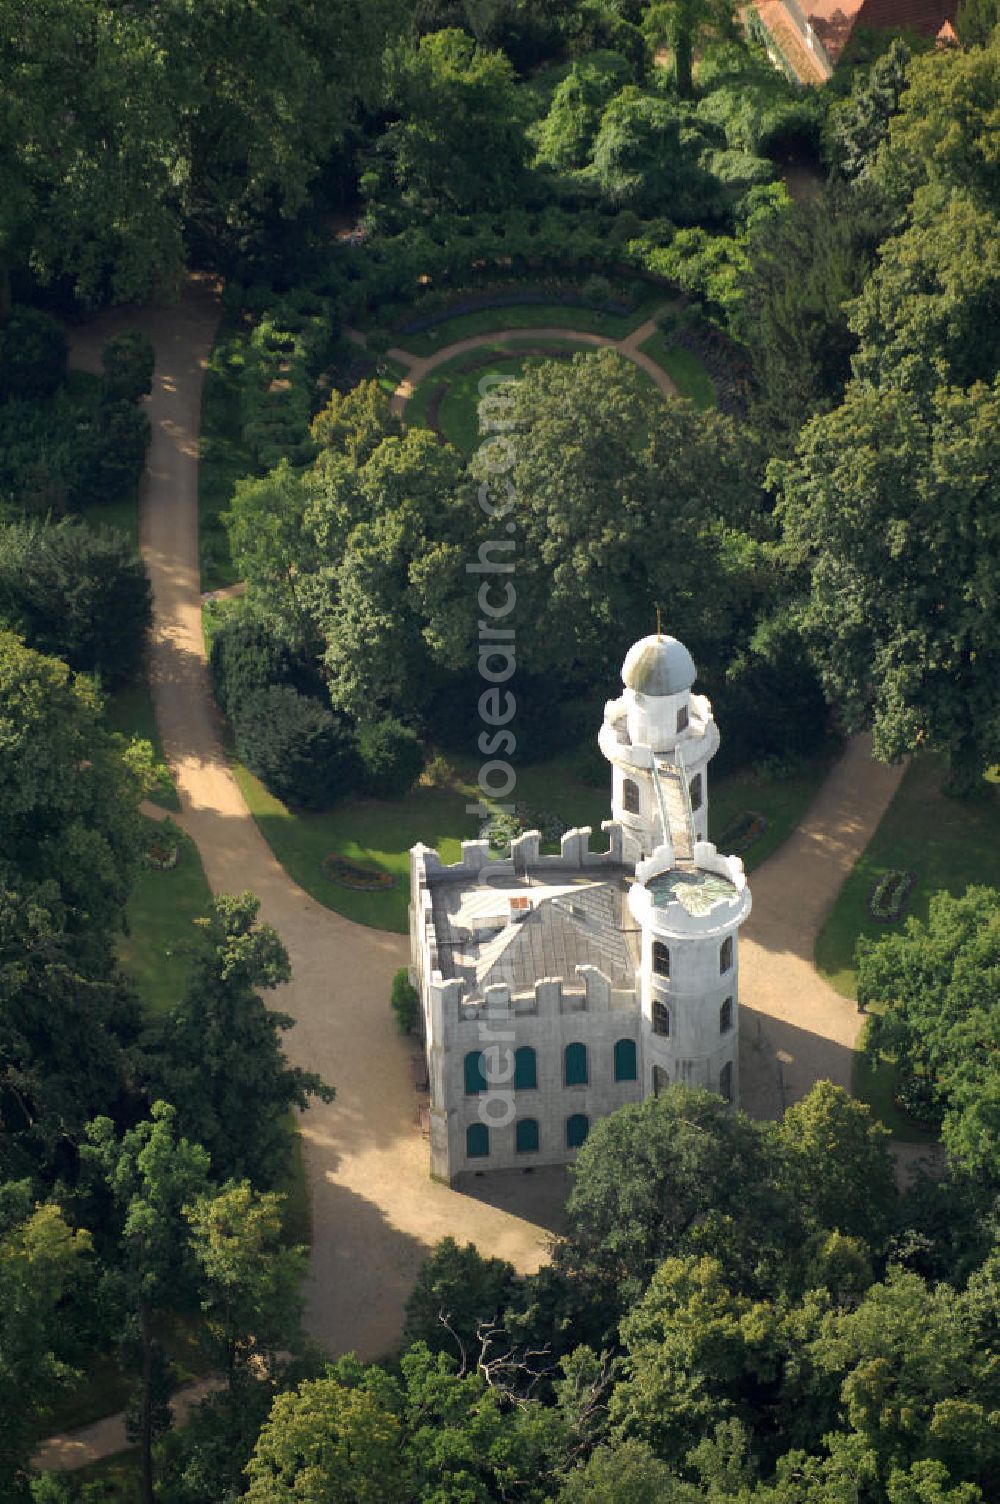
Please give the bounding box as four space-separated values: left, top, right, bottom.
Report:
395 294 665 358
406 341 631 453
199 315 253 592
639 331 716 409
708 749 840 874
814 755 1000 997
119 818 212 1014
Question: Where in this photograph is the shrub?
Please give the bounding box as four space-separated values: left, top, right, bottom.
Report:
101 331 155 403
239 291 339 470
0 306 68 400
357 717 425 798
234 686 359 809
390 967 420 1035
89 400 152 499
0 517 152 684
210 610 323 722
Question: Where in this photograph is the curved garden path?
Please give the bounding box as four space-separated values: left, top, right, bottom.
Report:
376 312 677 418
41 280 930 1469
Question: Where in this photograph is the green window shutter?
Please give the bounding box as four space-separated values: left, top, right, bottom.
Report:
614 1038 637 1081
464 1051 487 1094
466 1122 489 1157
566 1113 589 1149
516 1118 539 1153
564 1042 588 1086
514 1046 537 1090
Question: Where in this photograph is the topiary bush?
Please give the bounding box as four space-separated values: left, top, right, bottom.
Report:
357 717 425 798
0 306 68 401
234 686 360 809
390 967 420 1035
100 331 155 403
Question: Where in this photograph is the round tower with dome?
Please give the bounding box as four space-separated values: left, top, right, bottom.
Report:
598 626 720 863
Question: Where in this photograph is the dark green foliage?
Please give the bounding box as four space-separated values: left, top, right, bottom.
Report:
239 292 338 471
534 52 635 170
956 0 1000 44
358 717 425 798
235 685 360 809
0 631 145 944
83 399 151 502
827 38 911 183
0 307 67 401
100 331 155 404
390 967 421 1035
858 887 1000 1184
0 519 152 685
403 1236 518 1355
148 893 333 1190
0 389 147 517
209 609 322 723
743 184 889 449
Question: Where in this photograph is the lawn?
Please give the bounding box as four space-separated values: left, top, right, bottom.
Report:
394 293 667 358
118 818 213 1014
639 331 716 409
235 745 838 934
814 754 1000 998
103 673 180 811
406 341 637 454
199 315 252 592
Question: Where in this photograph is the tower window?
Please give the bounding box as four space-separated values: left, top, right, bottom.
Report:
652 1001 670 1036
720 997 733 1034
516 1117 539 1153
614 1038 638 1081
566 1113 590 1149
514 1046 537 1090
466 1123 489 1158
676 705 689 733
720 936 733 974
652 941 670 978
622 778 641 815
652 1065 670 1097
463 1051 487 1095
564 1042 588 1086
720 1061 733 1104
689 773 703 812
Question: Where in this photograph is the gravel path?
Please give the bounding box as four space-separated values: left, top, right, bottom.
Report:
383 314 675 418
41 281 927 1471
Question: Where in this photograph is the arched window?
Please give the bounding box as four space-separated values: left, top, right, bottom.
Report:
516 1118 539 1153
622 778 641 815
720 997 733 1034
652 1000 670 1036
689 773 703 812
566 1113 590 1149
614 1038 638 1081
467 1122 489 1157
652 1065 670 1096
464 1051 487 1095
720 936 733 974
676 704 689 733
564 1042 588 1086
720 1061 733 1104
514 1046 537 1090
652 941 670 978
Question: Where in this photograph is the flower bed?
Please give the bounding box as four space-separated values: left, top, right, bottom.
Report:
322 854 395 891
717 810 767 856
145 838 180 871
867 869 915 923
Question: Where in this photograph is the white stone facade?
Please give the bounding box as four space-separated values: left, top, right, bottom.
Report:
409 634 752 1183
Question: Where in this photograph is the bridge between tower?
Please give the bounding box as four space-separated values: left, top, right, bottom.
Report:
650 754 696 869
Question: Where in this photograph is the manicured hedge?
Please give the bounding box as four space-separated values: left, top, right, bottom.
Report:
239 290 340 471
234 684 360 809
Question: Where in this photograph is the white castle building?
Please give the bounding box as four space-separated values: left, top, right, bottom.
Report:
409 632 752 1183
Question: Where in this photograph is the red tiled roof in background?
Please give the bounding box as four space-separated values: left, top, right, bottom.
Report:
805 0 958 61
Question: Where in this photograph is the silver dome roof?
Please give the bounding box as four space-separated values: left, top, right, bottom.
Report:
621 634 696 696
